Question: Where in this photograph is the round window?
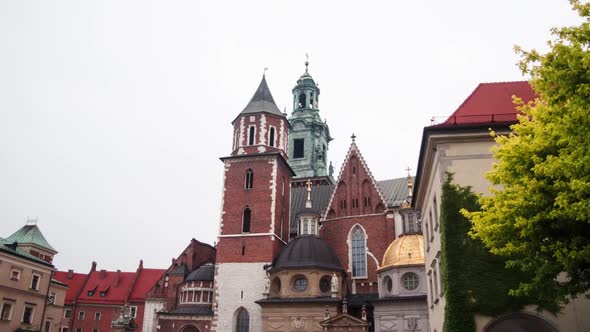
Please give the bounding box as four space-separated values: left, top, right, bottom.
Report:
401 272 419 290
383 275 393 292
319 276 331 293
294 277 308 292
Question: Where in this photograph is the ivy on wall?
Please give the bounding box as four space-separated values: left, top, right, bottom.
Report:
440 174 533 332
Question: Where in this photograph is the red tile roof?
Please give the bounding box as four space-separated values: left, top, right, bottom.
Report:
439 81 537 126
79 270 136 304
53 271 89 305
128 268 165 302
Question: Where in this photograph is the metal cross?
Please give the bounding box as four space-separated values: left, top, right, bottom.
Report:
351 133 356 142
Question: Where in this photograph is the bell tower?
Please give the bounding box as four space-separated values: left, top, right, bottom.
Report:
212 74 293 332
288 60 334 187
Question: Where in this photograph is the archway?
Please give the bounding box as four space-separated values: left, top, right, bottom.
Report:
180 324 200 332
484 313 558 332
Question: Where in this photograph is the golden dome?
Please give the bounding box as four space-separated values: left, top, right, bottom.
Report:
381 234 425 269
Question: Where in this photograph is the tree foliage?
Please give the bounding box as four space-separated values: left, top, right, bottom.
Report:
464 0 590 311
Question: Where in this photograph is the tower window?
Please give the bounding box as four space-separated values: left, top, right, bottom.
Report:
236 308 249 332
244 169 253 190
293 139 304 159
269 127 275 147
242 207 251 233
298 93 306 108
248 126 255 145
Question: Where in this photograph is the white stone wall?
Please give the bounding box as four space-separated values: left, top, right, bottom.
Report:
142 299 165 332
213 262 269 332
374 301 429 332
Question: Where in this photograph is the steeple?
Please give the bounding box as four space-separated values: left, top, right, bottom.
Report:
238 75 283 119
230 74 290 157
288 59 333 183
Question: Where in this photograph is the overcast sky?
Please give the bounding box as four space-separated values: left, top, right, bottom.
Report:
0 1 580 272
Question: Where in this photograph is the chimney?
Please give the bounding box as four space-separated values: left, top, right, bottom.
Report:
100 269 107 279
91 261 97 272
116 270 121 287
138 259 144 270
67 269 74 279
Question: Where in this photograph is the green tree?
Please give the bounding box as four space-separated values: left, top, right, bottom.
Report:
464 0 590 311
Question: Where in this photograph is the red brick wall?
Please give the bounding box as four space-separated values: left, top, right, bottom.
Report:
322 147 396 294
216 154 291 264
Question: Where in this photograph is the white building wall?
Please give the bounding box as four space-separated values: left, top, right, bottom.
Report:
142 299 166 332
213 262 268 332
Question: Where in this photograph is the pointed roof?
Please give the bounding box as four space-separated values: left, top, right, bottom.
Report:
6 224 57 253
238 75 283 118
323 141 388 219
438 81 536 126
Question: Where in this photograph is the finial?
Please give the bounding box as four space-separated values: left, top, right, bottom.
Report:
406 166 412 177
342 298 348 314
305 53 309 73
351 133 356 143
263 67 268 76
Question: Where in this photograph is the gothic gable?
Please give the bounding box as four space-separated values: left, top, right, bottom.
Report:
324 142 387 219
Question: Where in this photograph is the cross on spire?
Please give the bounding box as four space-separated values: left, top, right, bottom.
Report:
305 178 313 208
305 53 309 73
406 166 412 177
351 133 356 143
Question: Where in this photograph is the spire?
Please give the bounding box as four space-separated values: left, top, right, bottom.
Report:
238 75 283 117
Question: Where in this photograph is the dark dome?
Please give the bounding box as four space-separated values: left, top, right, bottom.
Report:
272 235 342 271
185 263 214 282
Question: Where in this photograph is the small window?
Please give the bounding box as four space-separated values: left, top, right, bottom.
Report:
92 329 99 332
64 309 72 318
76 328 82 332
94 312 101 320
61 328 70 332
1 300 14 320
244 169 253 190
99 291 106 297
269 127 275 147
294 277 308 292
31 273 41 290
248 126 255 145
79 311 85 320
22 305 34 324
242 207 251 233
130 306 137 318
319 276 331 293
44 320 51 332
87 290 94 296
402 272 419 291
293 139 304 158
10 268 21 281
383 275 393 292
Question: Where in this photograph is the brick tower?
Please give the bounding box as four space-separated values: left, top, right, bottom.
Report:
212 75 293 331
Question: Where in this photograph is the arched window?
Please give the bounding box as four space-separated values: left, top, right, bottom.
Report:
248 126 255 145
269 127 275 147
236 308 249 332
242 208 251 233
298 93 306 108
244 169 253 190
351 226 367 278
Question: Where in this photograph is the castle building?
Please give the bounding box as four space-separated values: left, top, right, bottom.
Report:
208 63 427 332
413 81 590 331
54 260 165 332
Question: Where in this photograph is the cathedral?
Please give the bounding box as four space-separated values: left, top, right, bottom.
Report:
142 62 428 332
